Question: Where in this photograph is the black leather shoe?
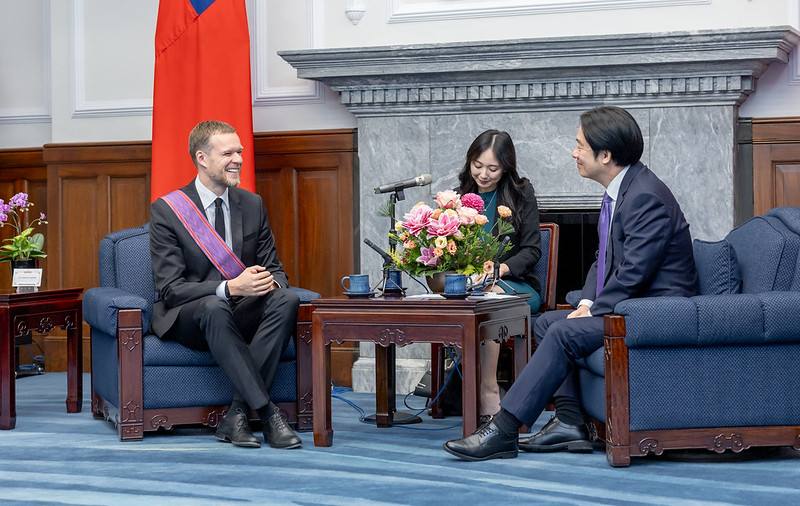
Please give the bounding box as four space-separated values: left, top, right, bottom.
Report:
263 409 302 449
443 421 518 461
519 416 592 453
215 408 260 448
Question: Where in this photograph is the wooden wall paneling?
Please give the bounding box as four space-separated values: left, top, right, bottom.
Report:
109 173 150 232
254 130 358 386
774 163 800 207
752 117 800 215
0 149 48 367
43 142 151 372
256 168 297 280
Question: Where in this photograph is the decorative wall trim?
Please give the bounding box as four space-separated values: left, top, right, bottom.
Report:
252 0 324 106
281 27 799 117
1 3 52 126
537 193 603 211
337 76 755 116
387 0 710 23
0 110 51 125
71 0 151 118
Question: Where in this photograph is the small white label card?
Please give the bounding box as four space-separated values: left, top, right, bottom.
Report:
12 268 43 288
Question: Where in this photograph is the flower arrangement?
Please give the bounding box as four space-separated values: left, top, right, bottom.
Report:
0 192 47 263
388 190 514 277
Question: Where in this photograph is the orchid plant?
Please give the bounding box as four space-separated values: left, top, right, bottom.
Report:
0 192 47 262
388 190 514 277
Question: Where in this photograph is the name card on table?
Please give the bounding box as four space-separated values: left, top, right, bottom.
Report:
12 268 43 292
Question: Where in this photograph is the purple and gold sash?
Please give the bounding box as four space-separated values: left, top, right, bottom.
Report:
161 190 245 280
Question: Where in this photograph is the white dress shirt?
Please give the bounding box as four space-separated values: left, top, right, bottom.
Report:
194 177 233 299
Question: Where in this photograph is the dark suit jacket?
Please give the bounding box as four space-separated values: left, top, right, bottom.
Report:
497 180 542 294
150 182 288 337
581 162 697 316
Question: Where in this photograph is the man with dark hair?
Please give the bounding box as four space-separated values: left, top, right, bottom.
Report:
150 120 302 449
444 105 698 461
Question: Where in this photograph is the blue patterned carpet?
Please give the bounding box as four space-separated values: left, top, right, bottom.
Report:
0 373 799 505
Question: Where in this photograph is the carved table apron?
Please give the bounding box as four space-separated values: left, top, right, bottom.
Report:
0 288 84 429
311 296 530 447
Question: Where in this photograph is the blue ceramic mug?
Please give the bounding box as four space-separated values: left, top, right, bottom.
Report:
341 274 370 293
385 269 403 292
444 273 468 295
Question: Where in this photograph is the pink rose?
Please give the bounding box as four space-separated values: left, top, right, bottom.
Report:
460 193 484 213
434 190 461 210
457 206 478 225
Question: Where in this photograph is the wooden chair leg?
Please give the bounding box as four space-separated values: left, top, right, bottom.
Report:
116 309 144 441
294 304 314 431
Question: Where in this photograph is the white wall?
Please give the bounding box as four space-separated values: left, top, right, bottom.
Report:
0 0 798 148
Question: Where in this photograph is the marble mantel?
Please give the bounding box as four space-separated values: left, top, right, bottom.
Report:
281 27 798 394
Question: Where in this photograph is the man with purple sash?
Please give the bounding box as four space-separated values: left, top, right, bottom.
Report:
444 106 698 462
150 120 302 449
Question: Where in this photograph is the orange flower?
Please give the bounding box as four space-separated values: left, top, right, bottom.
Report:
431 208 442 220
447 240 457 254
483 260 495 274
497 205 512 218
475 214 488 226
433 247 444 257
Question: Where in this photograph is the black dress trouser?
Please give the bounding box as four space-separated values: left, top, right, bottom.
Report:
166 287 300 410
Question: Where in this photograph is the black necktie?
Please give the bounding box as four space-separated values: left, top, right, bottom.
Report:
213 198 226 242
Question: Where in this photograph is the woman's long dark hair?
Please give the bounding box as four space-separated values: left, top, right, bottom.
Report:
457 129 529 230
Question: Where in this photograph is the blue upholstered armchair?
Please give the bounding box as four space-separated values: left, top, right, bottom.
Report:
83 225 319 440
576 207 800 466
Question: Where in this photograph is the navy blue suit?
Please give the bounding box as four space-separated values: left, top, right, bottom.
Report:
501 162 698 424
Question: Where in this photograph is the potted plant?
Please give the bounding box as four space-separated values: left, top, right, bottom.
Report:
0 192 47 271
388 190 513 292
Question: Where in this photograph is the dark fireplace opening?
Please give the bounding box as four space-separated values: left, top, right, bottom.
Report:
540 209 600 305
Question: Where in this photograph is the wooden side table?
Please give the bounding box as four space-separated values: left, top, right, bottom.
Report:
0 288 84 429
311 295 530 447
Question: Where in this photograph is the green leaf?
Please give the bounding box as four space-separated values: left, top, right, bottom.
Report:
29 233 44 250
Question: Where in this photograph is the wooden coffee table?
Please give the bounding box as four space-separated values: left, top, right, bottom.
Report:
311 295 530 447
0 288 84 429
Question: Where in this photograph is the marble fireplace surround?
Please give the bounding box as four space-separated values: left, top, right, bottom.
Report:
281 27 799 394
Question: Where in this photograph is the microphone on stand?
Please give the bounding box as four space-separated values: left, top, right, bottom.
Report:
374 174 433 194
363 238 394 266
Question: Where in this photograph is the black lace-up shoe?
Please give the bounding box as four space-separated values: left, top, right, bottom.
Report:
215 408 260 448
263 410 302 449
443 421 518 461
518 416 592 453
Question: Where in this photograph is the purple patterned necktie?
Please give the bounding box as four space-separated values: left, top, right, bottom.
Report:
596 192 613 297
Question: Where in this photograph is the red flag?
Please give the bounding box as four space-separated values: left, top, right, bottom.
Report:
151 0 255 201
